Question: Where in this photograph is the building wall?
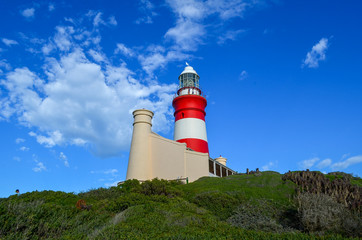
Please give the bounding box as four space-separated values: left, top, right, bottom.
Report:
184 150 209 182
150 133 186 180
149 132 209 182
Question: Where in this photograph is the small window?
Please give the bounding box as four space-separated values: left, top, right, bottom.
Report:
181 112 184 118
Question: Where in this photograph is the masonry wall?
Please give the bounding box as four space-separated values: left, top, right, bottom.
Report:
149 132 209 182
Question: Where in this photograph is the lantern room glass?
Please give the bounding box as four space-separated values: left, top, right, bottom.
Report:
179 73 199 89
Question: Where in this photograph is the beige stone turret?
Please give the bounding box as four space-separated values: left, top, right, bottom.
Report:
126 109 154 180
215 156 227 166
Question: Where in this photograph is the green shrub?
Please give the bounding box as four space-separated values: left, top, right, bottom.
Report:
227 199 290 233
78 186 123 201
297 192 361 237
192 191 239 220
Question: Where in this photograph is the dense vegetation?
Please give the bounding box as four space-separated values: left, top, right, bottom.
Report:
0 171 361 239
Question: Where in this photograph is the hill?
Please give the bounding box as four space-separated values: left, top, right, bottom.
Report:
0 171 361 239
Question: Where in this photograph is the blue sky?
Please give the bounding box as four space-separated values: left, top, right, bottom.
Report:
0 0 361 197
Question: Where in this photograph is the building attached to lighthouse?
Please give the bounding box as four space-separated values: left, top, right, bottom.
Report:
124 64 236 183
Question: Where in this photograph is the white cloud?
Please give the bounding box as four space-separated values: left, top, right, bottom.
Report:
13 156 21 162
165 19 205 51
33 161 46 172
54 26 75 51
2 38 18 47
299 157 319 169
29 131 63 148
0 60 11 71
105 181 119 187
104 169 118 175
88 49 107 63
93 12 105 27
0 24 176 157
139 47 190 76
20 146 29 151
239 70 248 81
115 43 134 57
135 0 157 24
316 158 332 169
91 168 119 186
261 161 275 171
21 8 35 18
48 3 55 12
332 155 362 170
59 152 69 167
302 37 329 68
108 16 117 26
217 29 245 45
86 11 117 27
15 138 25 144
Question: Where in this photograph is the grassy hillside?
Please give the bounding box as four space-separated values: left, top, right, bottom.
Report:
0 171 361 239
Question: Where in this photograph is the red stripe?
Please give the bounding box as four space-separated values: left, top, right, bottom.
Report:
177 138 209 154
173 95 207 121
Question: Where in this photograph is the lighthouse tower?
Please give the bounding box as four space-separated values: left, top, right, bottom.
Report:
172 64 209 154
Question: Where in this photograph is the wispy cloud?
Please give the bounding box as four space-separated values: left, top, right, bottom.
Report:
239 70 248 81
33 161 46 172
2 38 18 47
316 158 332 169
115 43 134 57
91 168 119 186
217 29 245 45
298 157 319 169
19 146 29 151
59 152 69 167
21 8 35 18
261 161 276 171
135 0 157 24
302 37 329 68
15 138 25 144
48 3 55 12
332 155 362 170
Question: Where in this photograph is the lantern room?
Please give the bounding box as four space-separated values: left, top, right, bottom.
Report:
177 64 201 96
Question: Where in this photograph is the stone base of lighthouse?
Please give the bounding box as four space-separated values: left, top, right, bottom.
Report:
125 109 236 183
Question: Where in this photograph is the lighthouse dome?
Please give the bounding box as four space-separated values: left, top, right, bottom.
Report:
180 64 198 76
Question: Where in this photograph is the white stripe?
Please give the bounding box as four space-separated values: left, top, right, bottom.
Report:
174 118 208 142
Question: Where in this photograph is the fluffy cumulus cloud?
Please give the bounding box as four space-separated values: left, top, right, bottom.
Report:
1 2 269 159
302 37 329 68
0 15 177 158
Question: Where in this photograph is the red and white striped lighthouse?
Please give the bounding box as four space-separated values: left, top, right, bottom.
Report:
173 64 209 154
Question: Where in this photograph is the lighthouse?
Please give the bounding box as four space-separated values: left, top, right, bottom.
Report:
124 63 236 183
172 64 209 154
